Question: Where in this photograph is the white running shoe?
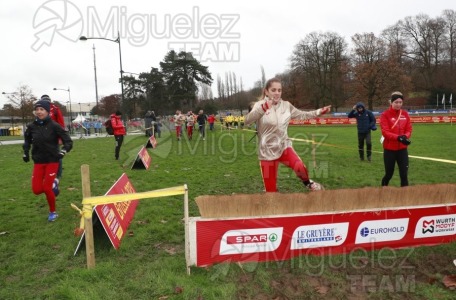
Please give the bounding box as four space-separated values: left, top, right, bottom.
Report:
306 180 324 191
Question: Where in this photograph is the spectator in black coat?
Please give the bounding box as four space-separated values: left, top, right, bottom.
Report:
144 111 156 137
348 102 376 162
196 110 208 140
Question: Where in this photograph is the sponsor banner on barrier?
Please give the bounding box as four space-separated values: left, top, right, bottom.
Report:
355 219 408 244
414 214 456 238
291 222 349 249
131 146 152 170
188 204 456 267
219 228 283 255
289 116 456 125
290 117 356 125
74 173 139 253
146 136 157 148
96 173 138 249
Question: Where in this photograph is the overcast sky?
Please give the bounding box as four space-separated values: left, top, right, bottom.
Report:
0 0 453 109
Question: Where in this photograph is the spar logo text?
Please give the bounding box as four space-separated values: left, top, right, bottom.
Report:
219 228 282 255
227 234 272 244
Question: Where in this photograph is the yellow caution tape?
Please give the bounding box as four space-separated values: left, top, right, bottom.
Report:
82 185 186 206
71 185 187 233
71 203 85 230
408 155 456 165
245 130 456 165
288 137 456 165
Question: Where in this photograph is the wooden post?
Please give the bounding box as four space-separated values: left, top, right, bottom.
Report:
184 184 191 275
81 164 96 269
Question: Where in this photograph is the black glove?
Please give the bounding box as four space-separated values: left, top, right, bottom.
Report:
23 153 30 163
371 125 377 131
397 135 411 145
58 149 67 159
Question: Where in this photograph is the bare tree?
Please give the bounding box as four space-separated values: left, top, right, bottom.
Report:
98 94 122 117
382 24 408 66
260 65 266 87
229 72 235 97
225 72 231 98
290 31 348 109
198 83 213 101
4 85 36 129
276 70 300 106
232 72 238 95
443 9 456 90
429 17 446 68
399 14 445 89
216 74 225 100
350 32 412 109
443 10 456 69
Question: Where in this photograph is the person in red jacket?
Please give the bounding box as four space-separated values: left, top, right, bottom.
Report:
40 95 66 195
110 110 126 160
380 91 413 187
207 114 216 131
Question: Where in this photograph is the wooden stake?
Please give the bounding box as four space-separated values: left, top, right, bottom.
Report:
81 164 96 269
184 184 191 275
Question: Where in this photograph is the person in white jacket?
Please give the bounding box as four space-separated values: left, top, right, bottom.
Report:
244 78 331 192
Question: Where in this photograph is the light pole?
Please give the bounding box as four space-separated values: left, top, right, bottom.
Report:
53 87 72 134
92 44 99 109
79 31 124 105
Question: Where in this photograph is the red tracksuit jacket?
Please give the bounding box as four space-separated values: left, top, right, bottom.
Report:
380 107 412 151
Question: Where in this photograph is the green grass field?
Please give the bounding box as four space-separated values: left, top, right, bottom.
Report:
1 123 455 299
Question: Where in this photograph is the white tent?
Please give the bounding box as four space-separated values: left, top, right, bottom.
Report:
72 114 86 123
